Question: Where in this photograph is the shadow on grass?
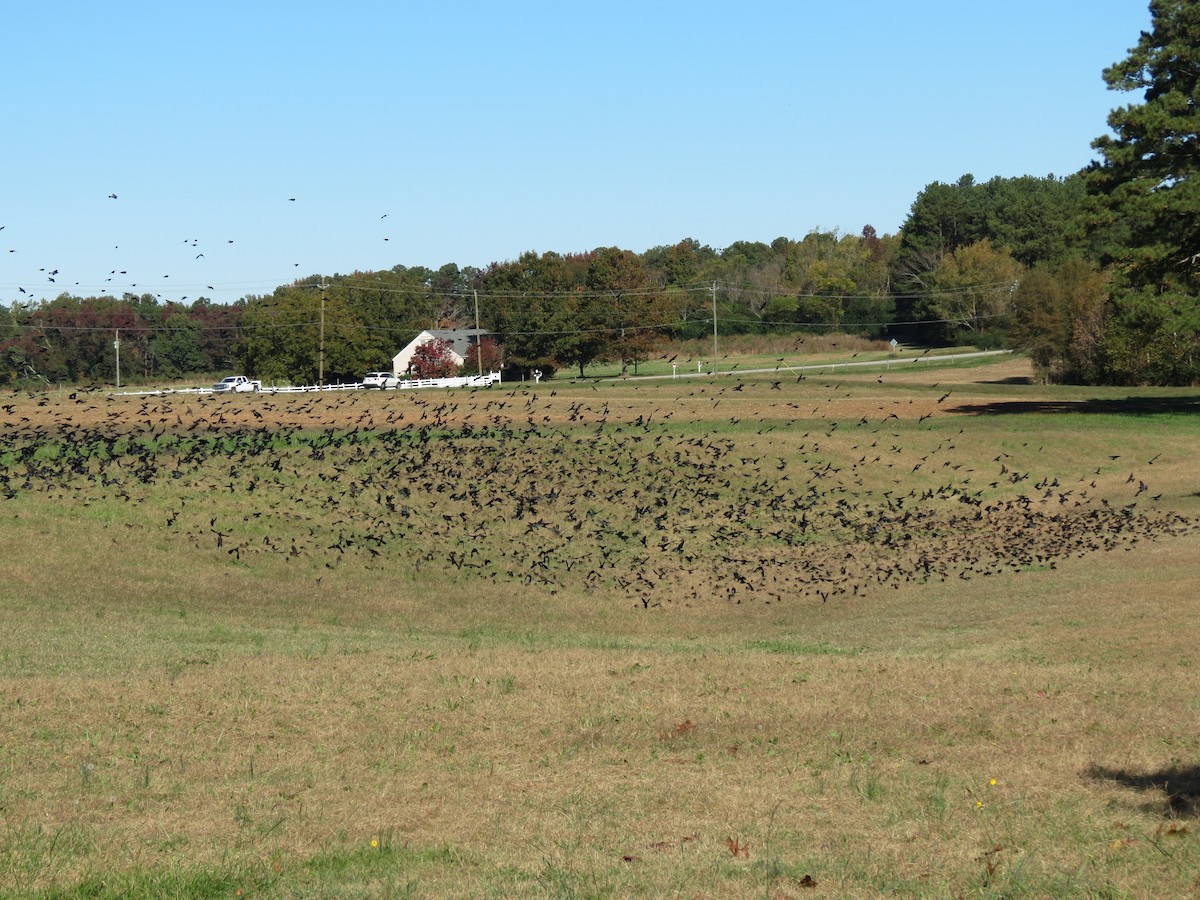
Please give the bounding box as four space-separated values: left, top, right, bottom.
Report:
951 396 1200 417
1087 763 1200 816
979 376 1035 385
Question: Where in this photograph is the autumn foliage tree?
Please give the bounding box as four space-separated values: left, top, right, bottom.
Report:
929 239 1025 343
1010 258 1110 383
458 336 503 375
409 337 458 379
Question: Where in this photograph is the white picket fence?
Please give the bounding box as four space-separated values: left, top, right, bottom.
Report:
116 371 502 397
396 372 501 391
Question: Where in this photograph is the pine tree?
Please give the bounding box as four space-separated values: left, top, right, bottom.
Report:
1085 0 1200 383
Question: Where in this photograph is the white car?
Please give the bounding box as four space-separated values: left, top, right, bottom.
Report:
361 371 400 389
211 375 261 393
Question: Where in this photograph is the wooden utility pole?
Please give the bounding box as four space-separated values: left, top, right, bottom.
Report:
318 281 326 387
711 281 719 376
473 289 483 375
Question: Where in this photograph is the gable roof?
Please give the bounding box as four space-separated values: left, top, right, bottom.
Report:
422 329 489 361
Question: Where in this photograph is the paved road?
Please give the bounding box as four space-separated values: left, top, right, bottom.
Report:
609 349 1015 382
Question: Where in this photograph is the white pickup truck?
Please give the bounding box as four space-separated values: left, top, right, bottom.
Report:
211 375 261 393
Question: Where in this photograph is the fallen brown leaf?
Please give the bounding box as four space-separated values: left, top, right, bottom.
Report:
726 836 750 859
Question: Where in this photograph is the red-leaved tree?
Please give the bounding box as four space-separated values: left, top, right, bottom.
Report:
460 336 503 375
409 337 457 378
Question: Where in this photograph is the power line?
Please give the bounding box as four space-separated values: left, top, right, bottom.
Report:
1 281 1026 342
3 309 1014 340
2 275 1019 307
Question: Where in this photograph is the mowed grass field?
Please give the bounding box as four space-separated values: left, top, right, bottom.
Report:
1 355 1199 898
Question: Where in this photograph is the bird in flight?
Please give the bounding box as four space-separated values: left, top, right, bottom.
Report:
108 193 118 199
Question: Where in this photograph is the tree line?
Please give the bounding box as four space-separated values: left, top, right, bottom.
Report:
2 1 1196 387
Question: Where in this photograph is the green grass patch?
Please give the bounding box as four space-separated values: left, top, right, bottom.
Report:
748 639 866 657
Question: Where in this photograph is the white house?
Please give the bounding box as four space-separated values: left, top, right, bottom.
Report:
392 329 490 376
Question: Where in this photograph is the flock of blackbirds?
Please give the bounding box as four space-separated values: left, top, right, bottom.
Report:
0 381 1195 609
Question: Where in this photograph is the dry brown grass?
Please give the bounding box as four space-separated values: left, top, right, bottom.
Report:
2 359 1199 897
5 540 1199 896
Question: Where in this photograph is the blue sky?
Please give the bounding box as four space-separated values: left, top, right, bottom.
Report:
2 1 1152 306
